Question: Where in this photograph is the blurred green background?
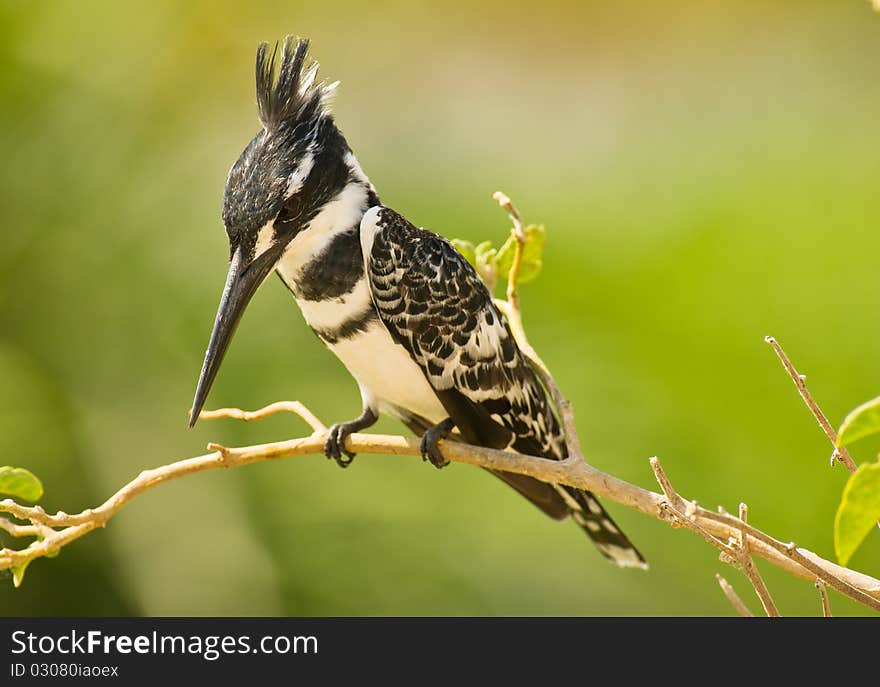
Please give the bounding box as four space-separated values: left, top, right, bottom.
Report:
1 1 879 616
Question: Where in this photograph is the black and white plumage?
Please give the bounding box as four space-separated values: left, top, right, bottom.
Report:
190 36 646 569
361 207 646 568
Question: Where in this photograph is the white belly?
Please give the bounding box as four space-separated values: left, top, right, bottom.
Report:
326 320 447 425
272 192 445 425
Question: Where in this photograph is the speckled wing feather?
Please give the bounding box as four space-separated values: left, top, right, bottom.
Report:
364 208 566 455
362 206 646 569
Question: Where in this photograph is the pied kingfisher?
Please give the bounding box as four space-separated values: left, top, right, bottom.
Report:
189 37 646 569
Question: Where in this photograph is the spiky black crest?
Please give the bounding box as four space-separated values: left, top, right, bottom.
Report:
255 36 335 131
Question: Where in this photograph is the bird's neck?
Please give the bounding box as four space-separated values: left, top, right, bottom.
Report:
275 152 377 303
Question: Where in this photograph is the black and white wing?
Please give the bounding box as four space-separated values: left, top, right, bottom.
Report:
360 206 647 569
361 206 565 460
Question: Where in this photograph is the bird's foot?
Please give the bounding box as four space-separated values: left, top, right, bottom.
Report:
324 422 358 468
420 418 455 469
323 408 379 468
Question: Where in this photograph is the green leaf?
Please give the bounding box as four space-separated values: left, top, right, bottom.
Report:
834 462 880 566
474 241 498 281
11 561 29 588
450 239 476 267
494 224 546 284
474 240 497 264
0 466 43 502
837 396 880 448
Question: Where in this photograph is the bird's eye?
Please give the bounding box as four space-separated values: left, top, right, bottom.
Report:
275 192 303 230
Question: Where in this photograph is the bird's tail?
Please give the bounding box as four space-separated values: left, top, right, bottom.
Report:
505 429 648 569
400 409 647 569
557 485 648 569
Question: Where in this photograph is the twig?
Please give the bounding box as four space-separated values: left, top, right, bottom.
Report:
493 191 582 459
492 191 526 240
198 400 327 433
651 459 780 615
649 457 681 508
816 579 832 617
716 574 754 617
735 503 780 617
0 518 44 538
493 191 527 313
765 336 857 473
698 507 880 611
766 337 879 530
491 192 541 371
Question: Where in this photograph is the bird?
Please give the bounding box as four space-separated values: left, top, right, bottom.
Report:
189 36 646 569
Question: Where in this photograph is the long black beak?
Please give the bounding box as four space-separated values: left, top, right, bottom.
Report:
189 243 282 427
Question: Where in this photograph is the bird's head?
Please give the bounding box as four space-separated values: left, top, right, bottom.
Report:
189 36 346 426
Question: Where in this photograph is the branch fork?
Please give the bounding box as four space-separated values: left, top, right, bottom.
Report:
649 458 779 615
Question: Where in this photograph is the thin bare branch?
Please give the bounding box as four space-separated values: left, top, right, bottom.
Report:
199 400 327 433
765 336 857 473
816 579 832 617
492 191 526 242
765 337 879 531
735 503 780 617
0 517 43 538
493 191 582 460
493 191 527 310
698 507 880 611
554 399 584 462
649 457 679 506
649 457 879 612
653 460 780 615
716 574 754 617
0 501 83 528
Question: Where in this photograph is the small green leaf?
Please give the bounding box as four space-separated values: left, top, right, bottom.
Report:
12 561 29 588
474 241 498 281
0 466 43 502
837 396 880 448
474 240 497 263
834 462 880 566
494 224 546 284
450 239 476 267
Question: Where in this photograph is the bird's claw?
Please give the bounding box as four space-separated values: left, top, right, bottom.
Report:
324 422 356 468
420 420 454 469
